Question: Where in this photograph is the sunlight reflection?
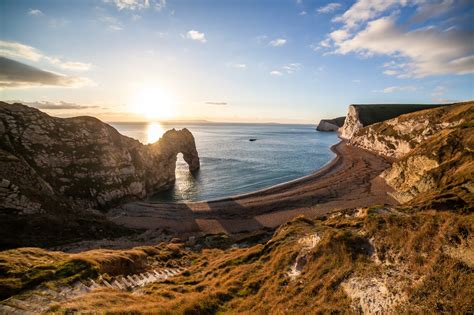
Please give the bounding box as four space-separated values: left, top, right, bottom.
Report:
147 122 165 144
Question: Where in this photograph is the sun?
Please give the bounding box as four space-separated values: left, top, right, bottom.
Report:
131 87 177 120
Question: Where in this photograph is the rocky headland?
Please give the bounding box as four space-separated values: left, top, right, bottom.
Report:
339 104 446 139
0 102 199 248
316 116 345 132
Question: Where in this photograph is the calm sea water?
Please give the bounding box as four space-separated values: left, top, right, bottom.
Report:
111 122 339 202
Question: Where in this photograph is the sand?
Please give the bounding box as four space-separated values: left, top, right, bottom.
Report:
107 142 398 235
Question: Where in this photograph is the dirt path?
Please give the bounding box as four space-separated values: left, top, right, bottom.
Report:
107 142 397 235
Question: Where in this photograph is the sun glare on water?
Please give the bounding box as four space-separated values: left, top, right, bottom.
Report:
131 87 177 121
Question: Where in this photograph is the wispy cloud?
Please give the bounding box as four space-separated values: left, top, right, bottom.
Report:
28 9 43 16
375 85 418 93
13 101 100 110
231 63 247 69
270 70 283 76
205 101 227 106
105 0 166 11
0 40 93 72
317 3 341 14
100 15 123 31
299 11 307 16
106 0 149 10
155 0 166 11
269 38 287 47
282 63 302 74
0 40 43 61
186 30 207 43
0 57 93 88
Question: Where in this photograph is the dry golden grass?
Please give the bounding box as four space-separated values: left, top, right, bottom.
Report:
48 210 473 314
0 244 191 300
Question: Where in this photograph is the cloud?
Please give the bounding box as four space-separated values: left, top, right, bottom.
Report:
317 3 341 14
335 15 474 77
352 79 361 83
0 40 43 61
0 57 92 88
231 63 247 69
270 70 283 76
332 0 404 29
56 61 93 71
320 0 474 78
299 11 307 16
28 9 43 16
0 40 93 72
15 101 100 110
411 0 455 23
186 30 207 43
100 15 123 31
375 85 418 93
105 0 166 11
155 0 166 11
107 0 150 10
269 38 287 47
282 63 302 74
205 101 227 106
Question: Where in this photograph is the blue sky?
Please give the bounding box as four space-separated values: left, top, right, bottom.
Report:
0 0 473 123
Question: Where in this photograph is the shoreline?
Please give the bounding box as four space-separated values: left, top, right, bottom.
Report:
173 141 344 204
106 141 398 236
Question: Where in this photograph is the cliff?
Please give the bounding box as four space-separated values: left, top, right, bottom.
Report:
348 101 473 208
339 104 446 139
316 116 345 132
0 102 199 247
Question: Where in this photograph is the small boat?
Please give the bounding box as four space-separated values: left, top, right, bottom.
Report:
249 138 257 142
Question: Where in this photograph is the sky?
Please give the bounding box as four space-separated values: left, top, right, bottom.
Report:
0 0 473 123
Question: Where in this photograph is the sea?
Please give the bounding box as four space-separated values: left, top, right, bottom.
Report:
111 122 339 202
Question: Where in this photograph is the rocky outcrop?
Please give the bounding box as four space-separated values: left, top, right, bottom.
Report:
381 126 473 207
316 116 345 132
349 102 473 158
347 101 473 208
0 102 200 213
0 102 200 248
339 104 445 140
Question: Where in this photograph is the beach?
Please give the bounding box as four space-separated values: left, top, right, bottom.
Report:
108 141 398 235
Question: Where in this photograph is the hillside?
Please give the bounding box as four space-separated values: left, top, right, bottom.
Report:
0 102 472 313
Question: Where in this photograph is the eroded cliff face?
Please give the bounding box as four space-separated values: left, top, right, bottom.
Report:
349 102 472 158
347 101 473 208
339 105 363 139
339 104 445 140
0 102 200 214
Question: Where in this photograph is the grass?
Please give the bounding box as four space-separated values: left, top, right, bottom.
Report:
46 210 473 313
0 244 191 300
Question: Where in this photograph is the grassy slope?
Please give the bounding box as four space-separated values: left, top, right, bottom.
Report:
352 104 447 126
2 207 468 314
